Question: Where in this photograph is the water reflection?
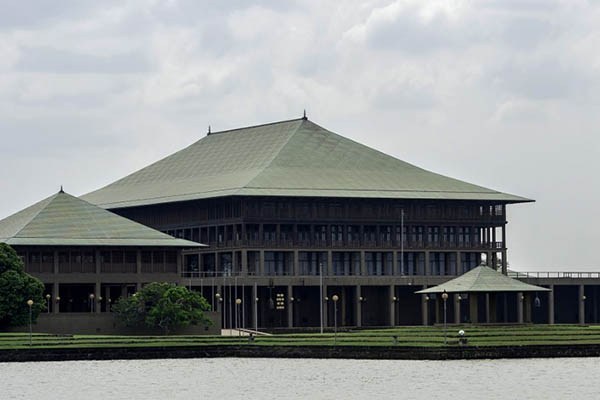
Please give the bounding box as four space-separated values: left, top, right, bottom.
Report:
1 357 598 400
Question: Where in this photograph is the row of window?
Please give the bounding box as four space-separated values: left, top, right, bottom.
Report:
20 250 178 274
170 224 500 247
184 251 483 277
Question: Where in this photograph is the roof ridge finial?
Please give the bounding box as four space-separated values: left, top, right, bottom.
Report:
302 109 307 120
59 185 64 193
208 125 211 135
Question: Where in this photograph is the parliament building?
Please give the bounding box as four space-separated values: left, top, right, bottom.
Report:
3 116 536 330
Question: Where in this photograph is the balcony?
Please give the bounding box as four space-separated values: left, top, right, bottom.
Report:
200 238 505 251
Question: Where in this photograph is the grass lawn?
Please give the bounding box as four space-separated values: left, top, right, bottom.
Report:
2 325 600 350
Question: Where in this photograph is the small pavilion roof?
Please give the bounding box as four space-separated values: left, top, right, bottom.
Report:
415 265 550 294
0 190 204 248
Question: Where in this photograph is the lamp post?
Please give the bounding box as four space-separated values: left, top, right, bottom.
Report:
89 293 95 313
332 294 339 344
215 292 222 330
235 298 242 336
400 209 404 274
392 296 398 326
27 299 33 346
45 294 51 314
254 296 259 332
441 291 449 345
319 262 324 334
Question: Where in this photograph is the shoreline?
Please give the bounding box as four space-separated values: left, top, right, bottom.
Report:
3 344 600 362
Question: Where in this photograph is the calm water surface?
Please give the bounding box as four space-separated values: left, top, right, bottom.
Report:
1 357 599 400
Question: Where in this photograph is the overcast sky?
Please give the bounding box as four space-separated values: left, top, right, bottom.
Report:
1 0 599 270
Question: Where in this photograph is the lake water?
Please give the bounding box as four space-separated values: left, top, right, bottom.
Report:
1 357 598 399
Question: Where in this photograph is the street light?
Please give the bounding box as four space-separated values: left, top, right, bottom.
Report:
441 290 449 345
319 262 324 335
26 299 33 346
89 293 95 313
235 298 242 335
45 294 51 314
332 294 339 344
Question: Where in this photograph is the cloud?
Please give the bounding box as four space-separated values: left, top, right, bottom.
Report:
17 46 152 74
1 0 600 271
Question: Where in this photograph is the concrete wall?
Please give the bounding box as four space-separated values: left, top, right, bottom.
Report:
9 312 221 336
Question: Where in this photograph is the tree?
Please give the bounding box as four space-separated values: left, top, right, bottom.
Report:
0 243 45 328
113 282 211 335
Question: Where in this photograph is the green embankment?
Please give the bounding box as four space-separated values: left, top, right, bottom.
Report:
3 325 600 350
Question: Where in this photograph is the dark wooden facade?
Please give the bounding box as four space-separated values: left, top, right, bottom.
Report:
16 245 182 314
109 196 510 329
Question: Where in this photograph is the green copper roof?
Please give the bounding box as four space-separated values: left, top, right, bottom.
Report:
0 191 203 247
416 266 550 294
82 118 532 209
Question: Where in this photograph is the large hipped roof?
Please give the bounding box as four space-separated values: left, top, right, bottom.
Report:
416 266 550 294
0 191 202 247
83 118 532 209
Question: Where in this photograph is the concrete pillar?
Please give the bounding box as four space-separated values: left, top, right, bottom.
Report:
355 285 362 327
216 285 222 313
453 294 461 324
341 289 347 326
360 251 366 276
176 251 182 276
259 251 265 276
469 293 479 323
241 250 248 276
105 286 111 312
456 251 462 276
287 285 293 328
548 285 555 324
392 251 398 275
489 294 497 323
95 249 101 274
95 282 101 313
136 282 142 292
517 292 524 323
53 250 59 274
252 284 258 330
53 282 60 314
327 251 333 276
485 293 490 323
500 220 507 273
389 285 395 326
524 294 532 323
293 250 299 276
579 284 586 325
136 249 142 275
421 286 429 326
424 251 430 275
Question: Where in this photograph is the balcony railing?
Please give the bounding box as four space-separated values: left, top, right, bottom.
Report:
509 271 600 279
201 238 504 251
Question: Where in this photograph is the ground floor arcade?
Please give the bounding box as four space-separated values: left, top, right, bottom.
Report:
35 279 600 330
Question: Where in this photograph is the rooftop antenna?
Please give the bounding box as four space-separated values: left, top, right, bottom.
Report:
302 109 307 120
59 185 64 193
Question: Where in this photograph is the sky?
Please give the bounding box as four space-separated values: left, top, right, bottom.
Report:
1 0 599 271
